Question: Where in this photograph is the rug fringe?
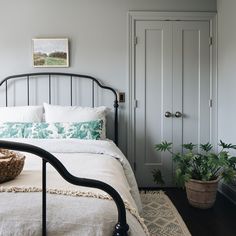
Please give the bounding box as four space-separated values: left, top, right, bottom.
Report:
139 190 165 195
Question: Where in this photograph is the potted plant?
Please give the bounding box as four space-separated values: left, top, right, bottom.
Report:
153 140 236 209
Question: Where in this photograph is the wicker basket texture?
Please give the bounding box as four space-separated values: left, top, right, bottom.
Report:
0 149 25 183
185 178 219 209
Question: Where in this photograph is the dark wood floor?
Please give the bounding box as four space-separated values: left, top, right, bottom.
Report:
142 188 236 236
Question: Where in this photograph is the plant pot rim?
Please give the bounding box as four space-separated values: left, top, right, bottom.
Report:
187 178 220 184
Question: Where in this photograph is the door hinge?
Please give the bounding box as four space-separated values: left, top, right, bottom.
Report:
134 36 138 46
209 37 213 46
209 99 213 107
134 99 138 109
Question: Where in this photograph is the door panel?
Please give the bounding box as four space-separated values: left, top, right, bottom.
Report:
135 21 173 187
145 29 162 163
173 22 211 153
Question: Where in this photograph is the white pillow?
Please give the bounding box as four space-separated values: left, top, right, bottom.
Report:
0 106 44 122
43 103 108 139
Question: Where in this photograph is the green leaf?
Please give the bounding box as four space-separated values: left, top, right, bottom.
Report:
219 151 229 161
200 142 213 152
219 140 236 149
152 169 165 185
182 143 196 151
175 168 191 187
155 141 172 152
222 168 236 184
172 153 182 162
229 157 236 169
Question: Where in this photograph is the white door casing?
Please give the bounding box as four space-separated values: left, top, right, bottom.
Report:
128 12 217 187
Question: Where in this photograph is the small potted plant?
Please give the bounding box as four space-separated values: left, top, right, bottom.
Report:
153 141 236 209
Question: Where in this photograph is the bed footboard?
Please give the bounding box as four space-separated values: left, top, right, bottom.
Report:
0 140 129 236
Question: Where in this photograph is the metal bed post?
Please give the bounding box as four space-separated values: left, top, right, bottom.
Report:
92 80 95 108
5 80 8 107
42 160 47 236
114 99 119 146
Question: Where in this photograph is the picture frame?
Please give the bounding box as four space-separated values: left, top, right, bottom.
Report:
32 38 69 68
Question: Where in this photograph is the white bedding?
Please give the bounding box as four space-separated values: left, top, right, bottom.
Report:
0 139 147 236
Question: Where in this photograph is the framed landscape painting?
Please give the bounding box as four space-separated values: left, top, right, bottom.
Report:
32 38 69 67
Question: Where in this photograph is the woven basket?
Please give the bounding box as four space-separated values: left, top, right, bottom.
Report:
0 149 25 183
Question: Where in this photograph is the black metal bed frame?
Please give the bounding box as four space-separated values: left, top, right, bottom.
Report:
0 72 119 144
0 73 129 236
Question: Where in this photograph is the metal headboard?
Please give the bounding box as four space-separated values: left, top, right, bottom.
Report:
0 72 119 144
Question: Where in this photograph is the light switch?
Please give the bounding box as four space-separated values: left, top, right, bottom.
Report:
118 92 125 103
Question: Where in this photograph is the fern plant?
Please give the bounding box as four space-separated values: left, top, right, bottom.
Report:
152 140 236 187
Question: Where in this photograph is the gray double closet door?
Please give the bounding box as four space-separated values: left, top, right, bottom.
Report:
134 20 211 187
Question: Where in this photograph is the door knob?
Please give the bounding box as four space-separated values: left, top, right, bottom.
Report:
165 111 172 118
175 111 182 118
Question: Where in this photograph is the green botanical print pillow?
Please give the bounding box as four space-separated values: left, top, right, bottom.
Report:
24 120 104 140
24 122 57 139
0 122 25 138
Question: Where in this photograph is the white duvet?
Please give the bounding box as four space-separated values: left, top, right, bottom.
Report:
0 139 148 236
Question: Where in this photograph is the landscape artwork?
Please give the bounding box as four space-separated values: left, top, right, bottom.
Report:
32 38 69 67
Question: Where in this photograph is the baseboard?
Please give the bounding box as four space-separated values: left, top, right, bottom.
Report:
139 187 181 191
218 181 236 205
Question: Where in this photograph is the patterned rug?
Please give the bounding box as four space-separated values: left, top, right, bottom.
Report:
140 191 191 236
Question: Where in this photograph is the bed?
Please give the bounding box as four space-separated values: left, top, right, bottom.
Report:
0 73 149 236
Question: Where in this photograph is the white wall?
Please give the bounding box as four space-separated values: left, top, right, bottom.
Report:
0 0 216 154
217 0 236 149
217 0 236 202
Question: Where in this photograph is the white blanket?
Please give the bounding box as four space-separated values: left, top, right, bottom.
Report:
0 139 148 236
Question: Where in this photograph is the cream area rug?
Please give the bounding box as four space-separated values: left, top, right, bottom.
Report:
140 191 191 236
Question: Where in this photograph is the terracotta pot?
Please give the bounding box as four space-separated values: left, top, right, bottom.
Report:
185 178 219 209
